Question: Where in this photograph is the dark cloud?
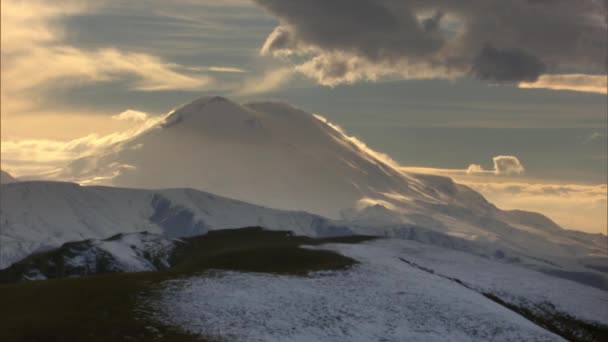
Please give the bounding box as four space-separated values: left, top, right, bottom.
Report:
472 44 546 82
257 0 443 62
254 0 607 85
421 11 444 33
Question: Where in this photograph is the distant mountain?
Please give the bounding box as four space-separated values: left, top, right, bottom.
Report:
53 96 432 218
0 170 17 184
33 97 604 262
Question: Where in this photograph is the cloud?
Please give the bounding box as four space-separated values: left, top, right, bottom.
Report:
1 0 212 117
254 0 607 89
295 54 381 87
236 67 294 95
207 66 248 73
471 44 546 82
408 155 525 176
492 155 525 175
584 131 607 144
112 110 149 122
401 165 607 233
465 181 607 234
185 66 248 73
1 110 164 177
466 164 485 175
519 74 608 94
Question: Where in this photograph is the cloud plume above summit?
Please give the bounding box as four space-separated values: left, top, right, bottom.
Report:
255 0 607 88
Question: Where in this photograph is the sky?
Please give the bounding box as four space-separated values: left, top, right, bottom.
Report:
1 0 607 233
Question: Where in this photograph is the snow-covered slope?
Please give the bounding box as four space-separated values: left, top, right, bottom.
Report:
150 238 608 342
0 181 347 268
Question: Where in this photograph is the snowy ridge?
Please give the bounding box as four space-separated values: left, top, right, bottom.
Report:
16 232 176 281
0 181 346 268
2 180 606 287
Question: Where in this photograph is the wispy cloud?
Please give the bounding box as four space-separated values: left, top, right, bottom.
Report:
519 74 607 94
1 110 164 177
236 67 294 95
208 66 248 73
467 181 607 235
312 114 404 171
111 110 149 122
1 0 212 117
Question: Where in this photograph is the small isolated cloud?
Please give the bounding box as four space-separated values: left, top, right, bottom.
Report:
519 74 608 94
111 110 148 122
492 156 525 175
466 164 485 175
584 131 607 144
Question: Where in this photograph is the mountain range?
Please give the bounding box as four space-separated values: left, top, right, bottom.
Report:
2 96 605 272
1 96 606 341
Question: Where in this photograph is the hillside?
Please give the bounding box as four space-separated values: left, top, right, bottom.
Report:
1 229 605 342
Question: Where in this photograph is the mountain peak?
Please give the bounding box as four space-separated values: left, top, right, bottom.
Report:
160 96 321 138
176 95 237 113
0 170 17 184
160 95 245 129
191 95 231 105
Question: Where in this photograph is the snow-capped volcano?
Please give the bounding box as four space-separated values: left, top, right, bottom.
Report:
57 96 442 218
40 96 605 264
50 96 510 217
